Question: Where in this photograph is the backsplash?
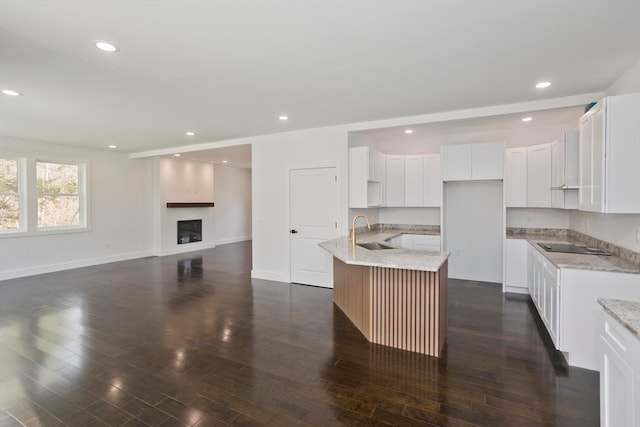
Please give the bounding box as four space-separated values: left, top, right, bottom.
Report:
353 223 440 235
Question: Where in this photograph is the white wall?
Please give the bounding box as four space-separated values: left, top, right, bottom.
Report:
155 157 215 256
251 127 349 283
214 164 252 245
606 59 640 96
506 208 571 229
378 207 440 225
568 59 640 252
0 137 153 280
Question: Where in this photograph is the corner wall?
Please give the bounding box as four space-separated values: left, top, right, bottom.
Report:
214 164 252 245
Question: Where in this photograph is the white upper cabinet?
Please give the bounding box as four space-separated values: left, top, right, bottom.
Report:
550 131 579 209
505 148 527 207
441 144 472 181
579 93 640 213
404 155 425 207
423 154 441 207
349 147 383 208
527 143 552 208
385 155 405 207
472 142 505 180
383 154 441 207
441 142 504 181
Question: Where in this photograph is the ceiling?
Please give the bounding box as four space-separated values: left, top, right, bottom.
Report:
167 144 252 169
1 1 639 156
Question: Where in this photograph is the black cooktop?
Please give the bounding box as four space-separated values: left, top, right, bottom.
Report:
538 243 612 256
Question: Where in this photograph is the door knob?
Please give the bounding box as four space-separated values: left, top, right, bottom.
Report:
290 229 298 234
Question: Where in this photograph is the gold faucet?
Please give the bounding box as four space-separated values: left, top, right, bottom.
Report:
351 214 371 247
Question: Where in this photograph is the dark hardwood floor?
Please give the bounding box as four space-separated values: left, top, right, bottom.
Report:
0 242 599 426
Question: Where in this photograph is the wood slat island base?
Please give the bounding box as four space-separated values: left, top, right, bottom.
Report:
333 257 448 357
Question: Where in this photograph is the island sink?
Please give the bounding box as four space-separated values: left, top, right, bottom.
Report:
356 242 394 250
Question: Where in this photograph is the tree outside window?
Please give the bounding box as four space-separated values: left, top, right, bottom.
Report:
0 158 20 230
36 161 82 228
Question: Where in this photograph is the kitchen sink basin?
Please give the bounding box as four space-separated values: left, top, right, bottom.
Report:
357 242 394 250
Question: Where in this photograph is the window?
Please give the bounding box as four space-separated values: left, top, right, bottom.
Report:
0 158 21 231
36 161 85 229
0 155 88 236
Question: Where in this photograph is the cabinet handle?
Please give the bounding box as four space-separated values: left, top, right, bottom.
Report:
290 229 298 234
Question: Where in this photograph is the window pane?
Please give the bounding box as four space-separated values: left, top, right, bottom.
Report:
37 162 82 228
37 196 80 227
0 158 20 230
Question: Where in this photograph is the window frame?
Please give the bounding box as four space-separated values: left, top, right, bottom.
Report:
0 155 26 234
0 154 90 238
35 159 88 231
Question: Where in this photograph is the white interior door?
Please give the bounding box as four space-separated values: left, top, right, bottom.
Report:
290 167 338 287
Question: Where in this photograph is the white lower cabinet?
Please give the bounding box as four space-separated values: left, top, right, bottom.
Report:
600 309 640 427
504 239 527 293
527 243 560 348
526 242 640 371
388 234 441 251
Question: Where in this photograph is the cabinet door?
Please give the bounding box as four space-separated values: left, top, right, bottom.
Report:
385 155 405 206
404 155 424 207
527 143 552 207
505 239 527 290
601 337 635 427
441 144 471 181
591 105 605 212
505 148 527 207
423 154 441 207
527 244 535 296
550 138 564 208
543 263 558 347
373 151 386 184
349 147 368 208
472 142 504 180
579 113 594 210
410 234 441 251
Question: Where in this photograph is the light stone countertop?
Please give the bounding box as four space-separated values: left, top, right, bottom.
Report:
319 230 449 272
598 298 640 339
509 232 640 275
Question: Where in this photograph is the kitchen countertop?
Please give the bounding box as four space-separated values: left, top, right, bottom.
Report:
599 298 640 340
319 230 449 272
509 232 640 275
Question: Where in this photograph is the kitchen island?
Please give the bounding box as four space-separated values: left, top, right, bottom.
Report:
319 231 450 357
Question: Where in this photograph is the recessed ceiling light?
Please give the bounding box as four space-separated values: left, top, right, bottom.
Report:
278 115 289 121
535 81 551 89
108 145 117 149
2 89 21 96
222 160 228 164
185 131 196 136
521 117 533 122
404 129 413 134
95 41 118 52
173 153 181 157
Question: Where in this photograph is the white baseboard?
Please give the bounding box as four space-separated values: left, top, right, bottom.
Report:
152 242 217 257
0 250 152 282
505 285 529 295
251 269 290 283
215 236 252 246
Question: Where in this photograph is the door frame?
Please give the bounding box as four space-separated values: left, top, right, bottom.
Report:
287 160 343 285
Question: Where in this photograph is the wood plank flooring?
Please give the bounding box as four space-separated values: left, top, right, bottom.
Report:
0 242 599 426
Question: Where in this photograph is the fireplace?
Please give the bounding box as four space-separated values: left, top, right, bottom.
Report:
177 219 202 244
